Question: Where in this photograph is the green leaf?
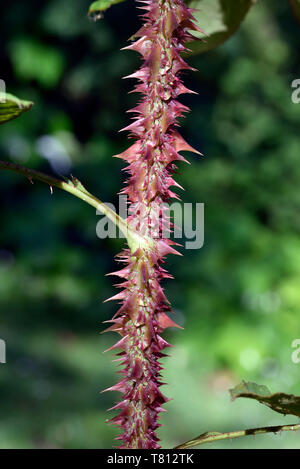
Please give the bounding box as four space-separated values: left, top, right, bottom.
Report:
186 0 257 54
230 381 300 418
88 0 126 20
290 0 300 24
0 93 33 125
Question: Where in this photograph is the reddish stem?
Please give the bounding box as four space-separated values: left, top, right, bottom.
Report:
104 0 201 449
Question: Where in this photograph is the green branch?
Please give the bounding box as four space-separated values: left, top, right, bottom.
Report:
174 423 300 449
0 160 151 253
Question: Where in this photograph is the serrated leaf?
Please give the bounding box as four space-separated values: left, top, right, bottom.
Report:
230 381 300 418
0 93 33 125
88 0 125 20
290 0 300 24
186 0 257 54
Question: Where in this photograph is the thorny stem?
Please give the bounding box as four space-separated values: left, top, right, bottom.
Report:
103 0 201 449
174 423 300 449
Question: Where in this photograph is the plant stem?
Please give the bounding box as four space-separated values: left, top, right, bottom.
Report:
174 423 300 449
0 159 149 252
103 0 201 448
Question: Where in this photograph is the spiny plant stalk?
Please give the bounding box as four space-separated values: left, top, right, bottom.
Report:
103 0 202 449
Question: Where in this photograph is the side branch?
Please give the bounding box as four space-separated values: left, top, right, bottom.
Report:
0 160 150 252
174 423 300 449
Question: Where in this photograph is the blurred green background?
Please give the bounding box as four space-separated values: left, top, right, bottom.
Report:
0 0 300 449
